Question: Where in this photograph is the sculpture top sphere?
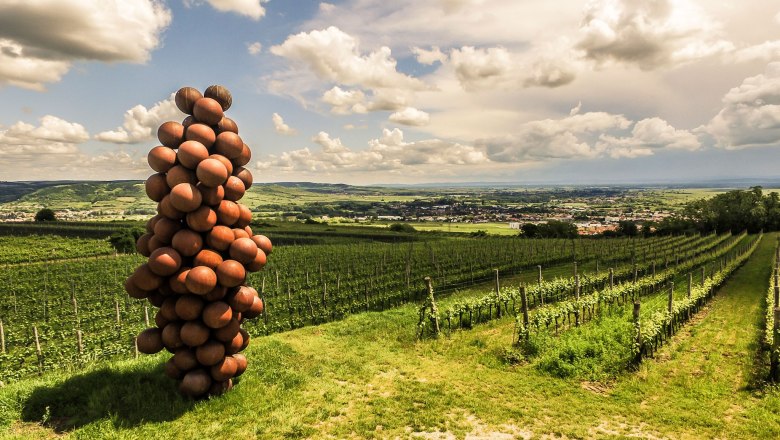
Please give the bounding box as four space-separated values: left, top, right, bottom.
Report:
175 87 203 115
205 85 232 111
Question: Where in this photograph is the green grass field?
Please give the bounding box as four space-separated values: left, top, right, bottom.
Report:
1 235 778 438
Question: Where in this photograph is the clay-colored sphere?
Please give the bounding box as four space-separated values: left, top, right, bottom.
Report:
198 183 224 206
158 195 185 220
229 237 258 264
148 292 166 309
137 328 164 354
169 183 202 213
164 359 183 380
145 214 161 233
233 353 248 376
169 267 190 294
180 320 210 347
175 295 205 321
161 322 184 352
233 144 251 167
173 347 199 371
145 173 169 202
132 263 163 291
216 200 240 226
209 154 233 176
171 229 203 257
214 132 243 159
196 158 228 187
185 123 216 148
193 249 223 269
233 166 253 189
251 234 273 255
206 225 234 251
210 356 237 381
185 265 218 295
148 146 177 173
152 217 181 243
224 331 243 355
125 276 151 299
204 85 232 111
216 260 246 287
180 369 212 397
136 233 153 257
202 301 232 329
148 247 182 276
216 117 238 134
235 203 252 228
246 248 268 272
223 176 246 201
227 286 254 312
148 235 167 254
214 317 240 342
186 206 217 232
193 98 224 125
159 297 180 321
209 379 233 396
177 140 209 169
175 87 203 115
196 340 226 366
232 228 249 240
243 296 264 319
182 115 197 128
166 165 198 188
157 121 185 148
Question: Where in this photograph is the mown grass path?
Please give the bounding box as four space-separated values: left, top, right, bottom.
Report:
0 236 778 439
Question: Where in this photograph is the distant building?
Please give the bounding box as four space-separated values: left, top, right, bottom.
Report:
509 222 521 230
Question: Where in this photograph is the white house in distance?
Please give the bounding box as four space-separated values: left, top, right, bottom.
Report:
509 222 521 230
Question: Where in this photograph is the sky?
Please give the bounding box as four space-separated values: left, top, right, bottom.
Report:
1 0 780 185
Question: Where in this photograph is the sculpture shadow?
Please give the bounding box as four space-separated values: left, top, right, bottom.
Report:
21 363 193 433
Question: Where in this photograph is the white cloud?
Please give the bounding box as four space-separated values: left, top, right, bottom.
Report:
0 0 170 90
247 42 263 55
258 128 487 175
704 62 780 149
731 40 780 63
389 107 430 126
319 2 336 13
185 0 267 20
413 46 447 65
599 117 701 158
96 94 183 144
270 26 425 91
272 113 297 135
322 86 367 114
576 0 734 70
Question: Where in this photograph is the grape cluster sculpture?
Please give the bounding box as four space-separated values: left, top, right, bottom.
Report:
126 85 272 398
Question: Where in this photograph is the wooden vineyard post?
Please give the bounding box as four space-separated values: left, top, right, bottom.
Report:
424 277 440 337
76 330 83 355
494 269 500 295
773 308 780 381
609 268 614 289
115 299 121 326
134 336 139 359
0 320 4 355
687 273 692 298
33 325 43 374
537 265 544 306
701 266 706 285
633 301 642 362
575 274 580 300
633 265 638 283
144 306 150 327
573 261 577 277
520 285 529 333
494 269 501 317
668 282 674 337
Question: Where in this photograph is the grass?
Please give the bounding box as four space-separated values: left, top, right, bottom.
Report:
0 236 779 438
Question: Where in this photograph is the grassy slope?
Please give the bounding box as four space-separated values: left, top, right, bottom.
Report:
1 236 779 439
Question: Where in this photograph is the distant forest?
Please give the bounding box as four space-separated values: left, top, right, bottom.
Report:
655 187 780 234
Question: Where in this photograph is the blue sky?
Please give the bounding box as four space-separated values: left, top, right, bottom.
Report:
1 0 779 184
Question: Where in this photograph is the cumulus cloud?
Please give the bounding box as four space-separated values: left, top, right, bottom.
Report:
319 2 336 12
704 62 780 149
576 0 733 70
258 128 486 174
0 0 170 90
185 0 267 20
599 117 701 158
272 113 297 135
247 42 263 55
389 107 430 126
96 94 183 144
413 46 447 65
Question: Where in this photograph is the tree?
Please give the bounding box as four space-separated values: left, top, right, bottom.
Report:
616 220 639 237
389 223 416 233
522 221 577 238
34 208 56 222
109 227 145 253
